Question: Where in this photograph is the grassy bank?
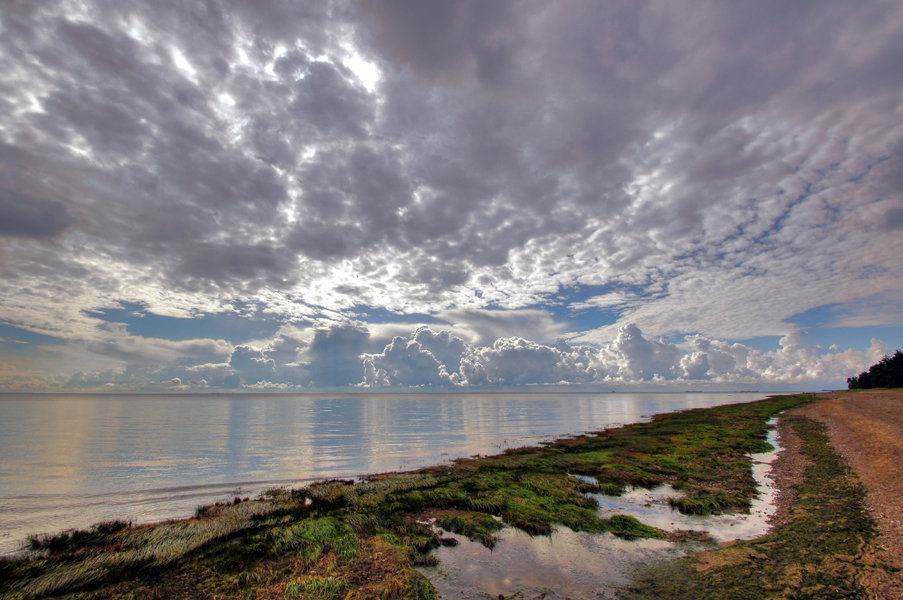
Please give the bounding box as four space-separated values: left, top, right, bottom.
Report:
0 393 813 600
620 413 883 599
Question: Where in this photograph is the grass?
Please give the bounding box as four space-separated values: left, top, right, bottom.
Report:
620 414 884 599
284 575 344 600
0 393 816 599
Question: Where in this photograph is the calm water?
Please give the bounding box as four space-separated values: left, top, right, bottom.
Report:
0 391 766 555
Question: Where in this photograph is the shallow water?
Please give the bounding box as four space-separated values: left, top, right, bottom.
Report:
419 419 783 598
592 421 781 542
0 391 765 555
422 526 683 600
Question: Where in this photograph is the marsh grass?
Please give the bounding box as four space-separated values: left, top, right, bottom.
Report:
26 520 131 554
284 575 344 600
620 414 880 599
0 393 815 600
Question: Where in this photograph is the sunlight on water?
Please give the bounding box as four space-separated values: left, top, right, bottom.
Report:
0 392 765 554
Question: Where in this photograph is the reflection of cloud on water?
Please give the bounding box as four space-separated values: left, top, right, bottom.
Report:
593 421 781 543
421 420 783 598
0 391 768 555
423 527 681 600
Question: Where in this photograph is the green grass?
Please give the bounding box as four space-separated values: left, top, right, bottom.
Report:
620 414 882 599
435 511 504 548
285 576 344 600
0 393 817 600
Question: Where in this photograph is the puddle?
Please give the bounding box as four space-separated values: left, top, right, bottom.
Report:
420 525 683 600
592 418 781 542
419 419 783 598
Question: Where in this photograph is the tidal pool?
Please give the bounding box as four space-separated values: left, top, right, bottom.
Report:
421 526 683 600
593 421 781 543
419 419 783 598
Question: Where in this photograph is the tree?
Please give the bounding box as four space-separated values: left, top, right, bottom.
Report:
847 350 903 389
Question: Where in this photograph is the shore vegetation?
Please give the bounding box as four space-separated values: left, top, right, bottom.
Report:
1 393 854 599
620 413 884 599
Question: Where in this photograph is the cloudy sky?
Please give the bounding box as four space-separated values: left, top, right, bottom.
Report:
1 0 901 392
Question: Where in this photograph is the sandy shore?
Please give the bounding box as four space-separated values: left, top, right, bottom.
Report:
775 390 903 598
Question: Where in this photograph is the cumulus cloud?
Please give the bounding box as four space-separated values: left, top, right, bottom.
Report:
12 318 891 392
679 336 756 381
303 321 370 387
363 327 466 387
228 345 276 385
456 337 598 387
599 324 682 381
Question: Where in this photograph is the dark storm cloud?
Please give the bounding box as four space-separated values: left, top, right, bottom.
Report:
2 5 289 258
290 61 375 139
288 144 413 260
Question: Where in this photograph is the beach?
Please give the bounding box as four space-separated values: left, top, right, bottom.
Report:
2 391 900 599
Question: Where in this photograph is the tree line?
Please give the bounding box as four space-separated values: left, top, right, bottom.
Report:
847 350 903 389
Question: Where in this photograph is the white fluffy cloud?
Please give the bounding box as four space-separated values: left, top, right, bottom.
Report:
456 337 599 386
7 319 888 392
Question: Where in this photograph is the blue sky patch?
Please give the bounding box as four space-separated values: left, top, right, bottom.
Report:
543 283 644 333
0 322 66 345
804 326 903 353
84 302 285 343
0 322 65 355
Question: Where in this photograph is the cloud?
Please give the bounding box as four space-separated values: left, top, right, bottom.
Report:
6 316 893 392
228 345 276 385
680 336 756 381
0 1 901 391
599 324 682 381
81 321 234 365
363 327 466 387
456 336 599 387
0 188 73 238
360 0 520 84
439 308 568 345
303 321 370 386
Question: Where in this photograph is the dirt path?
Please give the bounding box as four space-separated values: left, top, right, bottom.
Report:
792 390 903 597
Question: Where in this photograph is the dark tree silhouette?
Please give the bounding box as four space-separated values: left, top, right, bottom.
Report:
847 350 903 389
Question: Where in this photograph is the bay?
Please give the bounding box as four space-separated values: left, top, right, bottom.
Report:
0 391 765 555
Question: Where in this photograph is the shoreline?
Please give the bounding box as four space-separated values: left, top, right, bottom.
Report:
0 391 769 558
624 389 903 599
2 391 898 599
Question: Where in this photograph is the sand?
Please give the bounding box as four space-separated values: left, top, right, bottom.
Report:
777 390 903 598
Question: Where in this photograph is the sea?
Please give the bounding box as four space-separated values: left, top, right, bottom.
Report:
0 391 768 555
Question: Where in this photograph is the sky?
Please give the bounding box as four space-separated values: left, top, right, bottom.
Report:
1 0 901 393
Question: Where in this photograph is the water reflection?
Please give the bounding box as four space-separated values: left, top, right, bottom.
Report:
423 527 682 600
420 420 784 598
0 392 765 554
592 424 781 542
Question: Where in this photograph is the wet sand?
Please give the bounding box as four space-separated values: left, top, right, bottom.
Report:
781 390 903 598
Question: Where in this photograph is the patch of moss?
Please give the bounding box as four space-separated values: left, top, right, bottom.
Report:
435 511 503 548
